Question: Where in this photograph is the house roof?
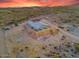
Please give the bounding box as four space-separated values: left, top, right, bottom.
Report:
27 20 48 31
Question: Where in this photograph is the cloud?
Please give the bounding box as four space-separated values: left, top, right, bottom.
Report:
0 0 79 7
0 0 12 2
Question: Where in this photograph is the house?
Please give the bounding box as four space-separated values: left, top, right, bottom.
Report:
25 20 58 40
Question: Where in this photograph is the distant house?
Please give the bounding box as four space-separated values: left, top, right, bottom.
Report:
25 20 58 40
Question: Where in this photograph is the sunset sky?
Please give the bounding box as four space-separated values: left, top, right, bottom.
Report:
0 0 79 7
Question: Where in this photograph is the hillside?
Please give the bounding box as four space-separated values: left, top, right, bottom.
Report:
0 5 79 27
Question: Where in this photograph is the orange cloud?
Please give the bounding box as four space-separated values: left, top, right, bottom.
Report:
0 0 79 7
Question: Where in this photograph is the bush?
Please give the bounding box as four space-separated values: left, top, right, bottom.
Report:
74 43 79 52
